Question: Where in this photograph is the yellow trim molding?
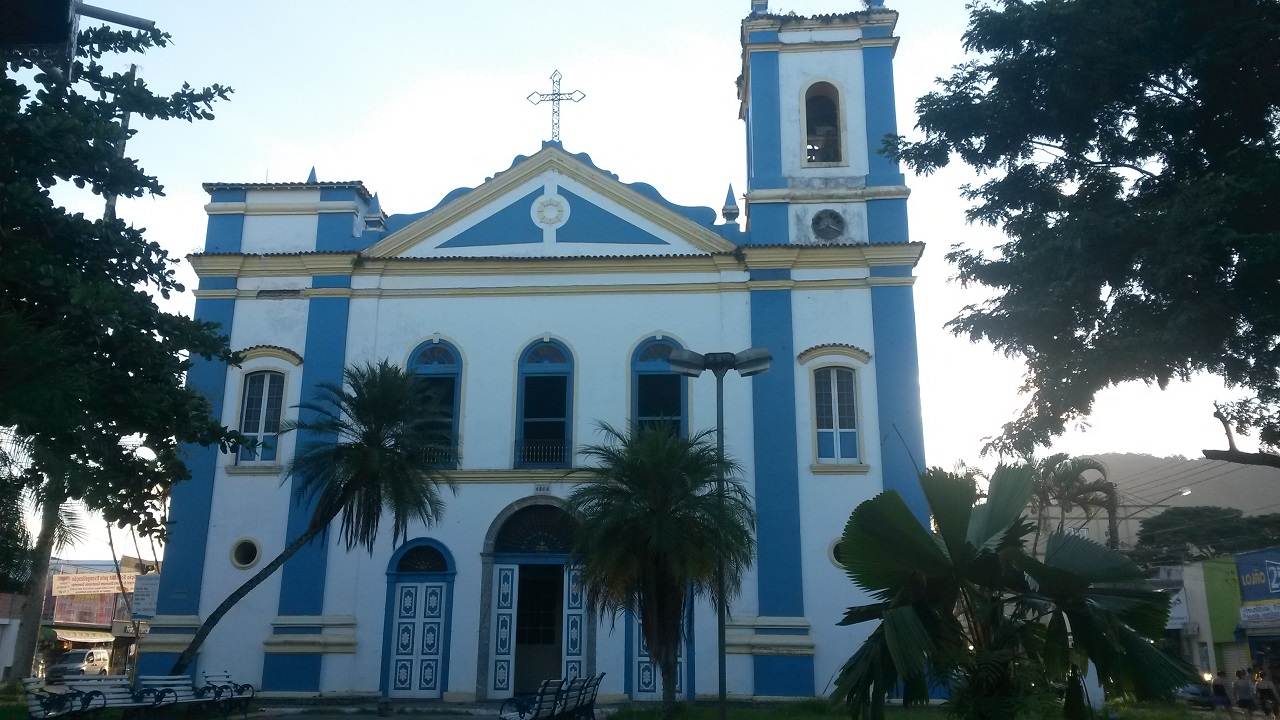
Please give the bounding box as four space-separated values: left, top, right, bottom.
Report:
745 185 911 204
810 463 871 475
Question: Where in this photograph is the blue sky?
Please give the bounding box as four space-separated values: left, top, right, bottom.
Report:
46 0 1255 557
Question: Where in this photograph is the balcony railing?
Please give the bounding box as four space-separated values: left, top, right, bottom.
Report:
517 439 572 468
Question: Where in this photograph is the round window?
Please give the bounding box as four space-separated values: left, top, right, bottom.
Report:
811 209 846 241
231 539 260 569
829 538 847 569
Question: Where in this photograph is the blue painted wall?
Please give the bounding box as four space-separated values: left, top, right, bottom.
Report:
861 35 906 187
745 47 783 192
748 286 814 695
140 277 237 676
557 189 666 245
870 270 928 524
439 189 544 247
262 274 351 692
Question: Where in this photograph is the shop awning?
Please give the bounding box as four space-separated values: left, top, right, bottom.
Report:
53 629 115 643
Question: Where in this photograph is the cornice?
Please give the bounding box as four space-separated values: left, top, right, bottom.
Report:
192 277 886 302
742 36 899 56
186 244 922 281
745 185 911 204
205 201 360 216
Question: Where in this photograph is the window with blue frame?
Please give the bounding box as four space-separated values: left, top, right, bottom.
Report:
238 370 285 463
814 366 858 463
632 339 686 436
517 341 573 467
411 342 462 468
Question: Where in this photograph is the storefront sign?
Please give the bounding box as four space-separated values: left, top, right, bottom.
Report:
51 572 135 596
1166 588 1189 627
1236 549 1280 624
130 574 159 619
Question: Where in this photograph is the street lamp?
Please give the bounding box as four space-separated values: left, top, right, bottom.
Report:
667 347 771 720
1120 487 1192 522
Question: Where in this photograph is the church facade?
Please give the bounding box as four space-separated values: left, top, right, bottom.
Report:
139 0 927 701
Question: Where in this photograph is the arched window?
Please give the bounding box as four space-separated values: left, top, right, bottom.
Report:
632 338 687 436
517 340 573 468
805 82 842 164
238 370 285 463
397 544 449 573
410 340 462 468
814 366 858 463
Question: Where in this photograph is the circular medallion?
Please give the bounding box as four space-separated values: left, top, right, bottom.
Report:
811 209 846 241
531 193 570 229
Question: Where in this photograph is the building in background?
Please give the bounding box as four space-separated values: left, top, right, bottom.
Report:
138 0 929 701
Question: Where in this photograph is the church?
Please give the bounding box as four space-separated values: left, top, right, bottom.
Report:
139 0 927 702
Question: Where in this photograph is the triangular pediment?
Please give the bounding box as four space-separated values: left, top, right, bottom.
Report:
364 145 736 259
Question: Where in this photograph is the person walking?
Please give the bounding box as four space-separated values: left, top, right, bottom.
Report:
1214 671 1236 715
1237 669 1259 719
1257 671 1279 719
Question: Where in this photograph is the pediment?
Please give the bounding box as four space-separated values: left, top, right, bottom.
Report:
364 145 736 259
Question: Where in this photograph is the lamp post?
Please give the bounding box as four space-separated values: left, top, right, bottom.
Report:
667 347 771 720
1119 487 1192 522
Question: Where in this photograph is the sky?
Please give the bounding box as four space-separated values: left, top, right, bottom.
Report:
41 0 1259 559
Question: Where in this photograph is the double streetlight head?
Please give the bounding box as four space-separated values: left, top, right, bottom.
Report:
668 347 772 378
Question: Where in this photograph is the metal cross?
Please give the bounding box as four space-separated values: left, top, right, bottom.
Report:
527 70 585 142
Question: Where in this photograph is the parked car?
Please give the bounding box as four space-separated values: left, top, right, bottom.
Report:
1174 682 1213 708
45 648 110 681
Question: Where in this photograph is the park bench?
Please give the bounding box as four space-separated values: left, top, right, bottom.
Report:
23 678 100 719
201 670 255 719
499 677 564 720
135 675 218 715
497 673 605 720
576 673 604 720
62 674 176 717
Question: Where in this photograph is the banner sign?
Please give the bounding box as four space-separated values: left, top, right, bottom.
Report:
130 574 160 619
1166 588 1190 628
52 572 135 596
1237 549 1280 604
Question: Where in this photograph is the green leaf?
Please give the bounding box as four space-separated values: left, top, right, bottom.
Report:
881 605 936 679
841 490 950 595
968 463 1035 549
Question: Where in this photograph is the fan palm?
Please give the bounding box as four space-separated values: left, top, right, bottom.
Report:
1026 454 1114 554
834 465 1195 720
567 423 755 720
170 359 456 674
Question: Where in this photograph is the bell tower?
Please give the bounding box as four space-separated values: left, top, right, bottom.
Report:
738 0 909 247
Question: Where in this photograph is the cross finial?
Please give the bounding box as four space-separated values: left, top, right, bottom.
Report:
527 70 585 143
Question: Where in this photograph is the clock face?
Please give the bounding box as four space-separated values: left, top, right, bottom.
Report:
811 209 845 241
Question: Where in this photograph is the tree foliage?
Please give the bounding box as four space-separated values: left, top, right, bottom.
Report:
1 26 240 535
835 466 1195 720
891 0 1280 453
567 423 756 720
170 360 456 675
1132 505 1280 564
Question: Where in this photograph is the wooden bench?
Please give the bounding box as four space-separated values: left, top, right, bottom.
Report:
499 677 565 720
135 675 218 714
576 673 605 720
23 678 100 719
497 673 605 720
62 675 176 717
201 671 255 720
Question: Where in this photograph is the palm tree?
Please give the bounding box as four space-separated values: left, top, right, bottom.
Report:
1025 453 1113 555
833 466 1195 720
566 423 755 720
170 360 455 674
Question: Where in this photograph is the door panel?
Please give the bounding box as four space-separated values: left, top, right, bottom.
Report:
489 564 520 698
389 580 448 698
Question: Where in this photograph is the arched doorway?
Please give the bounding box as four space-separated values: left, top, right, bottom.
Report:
382 540 455 699
481 502 585 698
